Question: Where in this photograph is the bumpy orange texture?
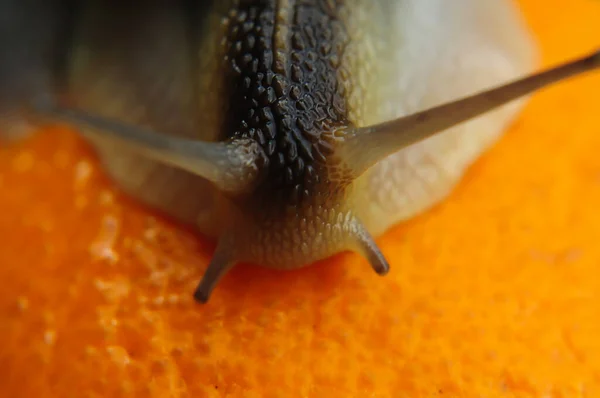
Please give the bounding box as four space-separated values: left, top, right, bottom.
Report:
1 1 600 396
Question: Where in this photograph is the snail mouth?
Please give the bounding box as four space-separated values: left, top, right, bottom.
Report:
193 207 390 304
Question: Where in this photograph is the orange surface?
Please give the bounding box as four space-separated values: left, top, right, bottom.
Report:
1 1 600 397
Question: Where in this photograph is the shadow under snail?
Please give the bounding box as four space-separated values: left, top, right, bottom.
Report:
0 0 598 303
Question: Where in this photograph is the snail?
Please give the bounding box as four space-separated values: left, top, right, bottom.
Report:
1 0 598 303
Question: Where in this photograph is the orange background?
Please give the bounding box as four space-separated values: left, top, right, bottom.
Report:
1 1 599 396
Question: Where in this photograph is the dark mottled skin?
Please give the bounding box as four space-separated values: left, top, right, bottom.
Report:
212 0 362 266
220 1 354 213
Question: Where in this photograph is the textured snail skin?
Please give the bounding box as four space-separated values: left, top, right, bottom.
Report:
0 0 539 301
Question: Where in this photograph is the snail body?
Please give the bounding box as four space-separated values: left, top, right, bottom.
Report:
1 0 598 302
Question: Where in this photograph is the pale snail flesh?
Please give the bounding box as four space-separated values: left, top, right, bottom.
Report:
1 0 598 303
